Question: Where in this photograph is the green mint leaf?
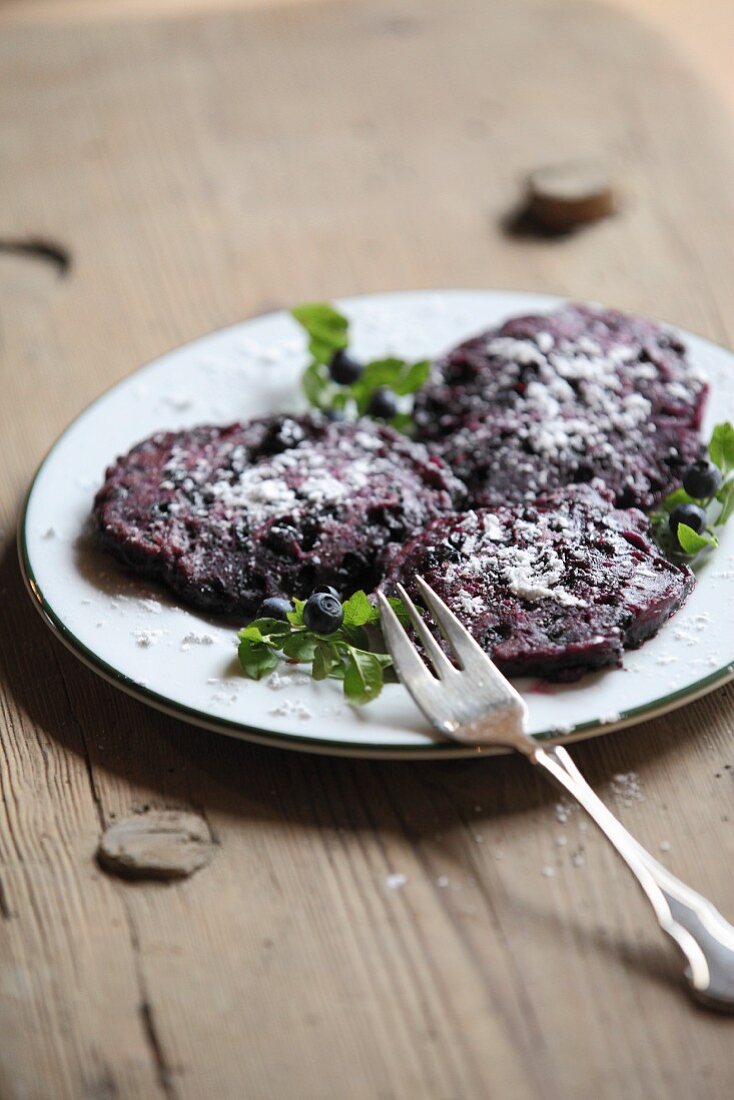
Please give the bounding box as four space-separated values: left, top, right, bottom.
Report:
715 478 734 526
389 411 414 434
343 648 385 704
301 361 331 409
708 422 734 475
281 632 318 662
287 599 306 627
291 303 349 364
342 590 379 628
657 487 695 516
312 641 337 681
391 359 430 396
238 637 280 680
351 357 430 402
351 358 405 399
676 523 718 554
387 596 412 626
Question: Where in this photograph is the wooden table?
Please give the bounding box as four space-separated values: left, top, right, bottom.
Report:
2 1 734 1096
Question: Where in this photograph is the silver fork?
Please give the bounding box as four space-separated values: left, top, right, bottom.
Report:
377 577 734 1012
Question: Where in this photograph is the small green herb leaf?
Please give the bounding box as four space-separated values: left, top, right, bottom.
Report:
281 632 318 661
291 303 349 364
301 360 331 409
715 478 734 526
709 422 734 476
387 596 412 626
676 523 718 554
654 486 696 517
238 637 281 680
391 358 431 396
312 641 337 681
343 648 385 705
287 599 306 627
342 590 379 628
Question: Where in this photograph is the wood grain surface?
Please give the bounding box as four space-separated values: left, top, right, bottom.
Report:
2 1 734 1097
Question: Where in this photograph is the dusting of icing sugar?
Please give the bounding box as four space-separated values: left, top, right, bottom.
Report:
610 772 644 806
501 544 587 607
268 698 313 720
181 631 215 651
266 670 312 690
463 323 699 497
443 508 588 608
133 629 163 648
160 425 390 527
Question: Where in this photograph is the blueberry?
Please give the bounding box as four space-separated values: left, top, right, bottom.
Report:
329 349 363 385
669 502 707 540
312 584 340 599
366 387 398 420
258 596 294 621
682 459 722 499
303 591 343 634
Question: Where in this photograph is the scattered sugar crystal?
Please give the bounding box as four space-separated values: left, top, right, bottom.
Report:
571 851 586 868
659 840 671 852
610 772 644 803
181 631 215 651
266 670 312 690
142 598 163 614
41 527 55 539
163 393 193 411
268 698 313 720
133 629 163 648
385 873 407 890
541 865 555 878
555 835 568 847
436 875 450 888
554 797 579 824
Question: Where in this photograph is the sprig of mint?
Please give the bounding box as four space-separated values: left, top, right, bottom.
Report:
237 590 410 704
650 421 734 560
291 302 430 434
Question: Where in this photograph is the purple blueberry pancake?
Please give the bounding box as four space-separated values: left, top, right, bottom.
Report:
414 304 708 510
382 483 693 681
94 414 465 616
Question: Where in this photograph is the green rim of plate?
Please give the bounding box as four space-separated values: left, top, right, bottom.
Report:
16 293 734 759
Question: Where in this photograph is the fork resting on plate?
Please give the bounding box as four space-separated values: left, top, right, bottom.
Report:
377 577 734 1012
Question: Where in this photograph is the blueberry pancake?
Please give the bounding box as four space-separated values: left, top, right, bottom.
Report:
382 483 693 681
94 414 465 616
414 304 708 510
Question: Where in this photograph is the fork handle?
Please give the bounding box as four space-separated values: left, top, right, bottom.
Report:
530 744 734 1012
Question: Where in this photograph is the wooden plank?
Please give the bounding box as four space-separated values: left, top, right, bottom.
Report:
1 1 734 1097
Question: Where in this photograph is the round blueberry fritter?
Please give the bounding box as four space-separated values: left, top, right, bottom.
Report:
382 483 693 681
94 414 465 616
414 304 708 510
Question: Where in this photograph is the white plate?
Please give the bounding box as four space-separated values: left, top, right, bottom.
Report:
19 290 734 758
